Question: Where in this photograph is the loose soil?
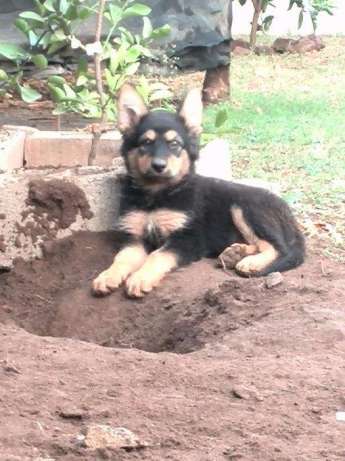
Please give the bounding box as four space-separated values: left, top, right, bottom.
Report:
1 231 345 460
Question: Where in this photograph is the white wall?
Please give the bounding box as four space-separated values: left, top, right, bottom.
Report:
232 0 345 36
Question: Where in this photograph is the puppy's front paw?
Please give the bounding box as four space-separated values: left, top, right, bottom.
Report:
92 269 125 296
125 270 160 298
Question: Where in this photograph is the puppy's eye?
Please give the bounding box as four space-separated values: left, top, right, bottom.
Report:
141 138 153 146
169 140 180 148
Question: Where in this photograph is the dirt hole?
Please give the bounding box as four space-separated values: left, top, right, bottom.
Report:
0 232 282 354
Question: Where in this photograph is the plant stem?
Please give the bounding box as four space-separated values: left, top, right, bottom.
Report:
94 0 106 123
250 0 262 48
89 0 106 166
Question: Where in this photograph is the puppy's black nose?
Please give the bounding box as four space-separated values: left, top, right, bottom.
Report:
151 158 167 173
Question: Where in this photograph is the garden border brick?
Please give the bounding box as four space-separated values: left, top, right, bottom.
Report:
0 125 123 170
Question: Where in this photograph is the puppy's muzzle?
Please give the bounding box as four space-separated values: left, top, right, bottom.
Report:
151 157 168 174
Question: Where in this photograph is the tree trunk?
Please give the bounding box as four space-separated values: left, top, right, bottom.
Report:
202 65 230 105
250 0 262 48
202 0 232 105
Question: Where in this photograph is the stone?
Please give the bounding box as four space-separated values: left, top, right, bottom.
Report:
196 139 231 181
265 272 284 289
58 408 88 420
272 37 296 53
95 131 122 167
2 125 38 135
293 35 325 53
230 39 250 51
231 39 251 56
83 425 148 450
273 35 325 54
254 45 274 56
232 386 251 400
25 131 93 168
0 129 25 171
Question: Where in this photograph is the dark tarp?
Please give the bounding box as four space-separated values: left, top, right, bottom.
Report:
0 0 232 70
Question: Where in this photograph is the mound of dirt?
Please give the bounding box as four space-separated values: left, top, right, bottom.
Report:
0 231 345 460
27 179 93 229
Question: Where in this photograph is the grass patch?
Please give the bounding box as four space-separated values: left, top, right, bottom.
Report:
203 37 345 259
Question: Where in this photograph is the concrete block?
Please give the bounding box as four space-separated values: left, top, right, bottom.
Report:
25 131 93 168
2 125 38 135
0 165 125 269
196 139 232 181
0 129 25 171
95 130 122 166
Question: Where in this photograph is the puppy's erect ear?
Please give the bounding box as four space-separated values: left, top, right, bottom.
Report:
179 88 203 135
117 84 148 135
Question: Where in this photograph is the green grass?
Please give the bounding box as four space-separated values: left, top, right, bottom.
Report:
203 37 345 260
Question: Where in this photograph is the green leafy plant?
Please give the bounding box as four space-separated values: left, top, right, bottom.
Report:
0 45 41 102
0 0 170 120
288 0 335 32
136 77 174 110
47 1 170 120
236 0 335 47
0 0 96 101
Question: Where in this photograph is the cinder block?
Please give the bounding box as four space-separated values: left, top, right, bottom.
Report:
0 130 25 171
25 131 93 168
95 130 122 166
2 125 38 135
196 139 232 181
0 166 122 269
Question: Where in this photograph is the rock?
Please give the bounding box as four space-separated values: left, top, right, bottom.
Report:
232 46 251 56
293 35 325 53
265 272 284 289
83 425 148 450
273 38 296 53
230 39 250 51
273 35 325 54
254 45 274 56
196 139 231 181
232 385 264 402
231 39 251 56
58 407 88 420
2 360 21 374
0 255 13 272
232 386 251 400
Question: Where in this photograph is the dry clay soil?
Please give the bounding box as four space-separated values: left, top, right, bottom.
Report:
1 231 345 461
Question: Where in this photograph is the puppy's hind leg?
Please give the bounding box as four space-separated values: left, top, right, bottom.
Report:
230 204 304 276
235 240 279 276
229 206 279 276
217 243 257 270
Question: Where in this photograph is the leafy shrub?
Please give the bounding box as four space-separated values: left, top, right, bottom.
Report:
0 0 170 119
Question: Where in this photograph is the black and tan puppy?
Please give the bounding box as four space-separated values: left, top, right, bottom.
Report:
92 84 305 297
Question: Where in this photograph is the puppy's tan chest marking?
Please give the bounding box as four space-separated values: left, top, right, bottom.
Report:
117 209 189 239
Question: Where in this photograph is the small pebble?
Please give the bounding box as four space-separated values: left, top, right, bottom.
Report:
265 272 283 289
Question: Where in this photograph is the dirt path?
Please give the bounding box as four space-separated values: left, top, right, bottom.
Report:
1 231 345 460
